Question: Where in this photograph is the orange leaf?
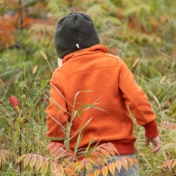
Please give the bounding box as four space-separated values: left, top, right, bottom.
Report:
0 16 15 47
64 167 76 176
57 164 64 175
165 160 173 168
54 149 66 159
115 160 121 172
121 157 128 171
106 143 119 154
85 161 92 171
21 17 33 28
75 160 85 173
102 145 115 156
66 149 74 156
47 142 55 150
49 143 60 155
100 149 111 157
94 169 100 176
172 160 176 168
127 158 133 168
131 158 138 165
108 162 116 175
102 166 108 176
86 158 96 165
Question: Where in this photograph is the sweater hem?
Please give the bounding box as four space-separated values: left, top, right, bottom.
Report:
110 141 135 155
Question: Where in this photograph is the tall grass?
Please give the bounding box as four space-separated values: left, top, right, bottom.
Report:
0 0 176 175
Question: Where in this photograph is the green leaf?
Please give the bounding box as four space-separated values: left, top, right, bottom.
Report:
35 155 43 171
50 162 58 175
74 132 83 155
85 161 92 171
70 117 93 140
46 137 65 141
30 154 37 168
24 154 31 168
41 158 48 176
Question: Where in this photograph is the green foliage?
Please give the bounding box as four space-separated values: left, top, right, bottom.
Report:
0 0 176 175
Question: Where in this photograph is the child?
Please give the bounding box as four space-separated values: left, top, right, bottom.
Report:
46 12 160 175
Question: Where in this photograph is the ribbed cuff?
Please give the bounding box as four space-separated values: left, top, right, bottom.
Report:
144 120 159 138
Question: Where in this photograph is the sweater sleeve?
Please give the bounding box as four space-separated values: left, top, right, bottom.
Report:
118 59 158 138
46 76 69 143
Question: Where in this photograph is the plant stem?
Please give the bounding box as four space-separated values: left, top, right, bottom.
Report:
46 59 54 73
19 124 22 173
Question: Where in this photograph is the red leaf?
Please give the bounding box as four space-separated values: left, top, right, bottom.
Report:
9 96 20 106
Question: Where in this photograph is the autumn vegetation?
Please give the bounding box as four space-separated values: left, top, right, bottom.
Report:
0 0 176 175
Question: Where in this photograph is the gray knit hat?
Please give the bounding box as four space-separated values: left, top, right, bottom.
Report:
54 12 100 58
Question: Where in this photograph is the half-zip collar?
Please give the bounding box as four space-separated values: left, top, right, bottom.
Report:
62 44 109 64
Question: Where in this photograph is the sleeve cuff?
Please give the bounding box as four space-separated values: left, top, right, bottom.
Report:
144 120 159 138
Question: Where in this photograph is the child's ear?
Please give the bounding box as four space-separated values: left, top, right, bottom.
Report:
58 57 62 68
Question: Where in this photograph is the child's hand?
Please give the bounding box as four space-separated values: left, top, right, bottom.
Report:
145 136 161 154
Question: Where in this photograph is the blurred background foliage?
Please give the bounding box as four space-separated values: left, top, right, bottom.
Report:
0 0 176 175
0 0 175 113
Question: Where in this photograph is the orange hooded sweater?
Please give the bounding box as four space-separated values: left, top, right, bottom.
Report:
46 44 158 154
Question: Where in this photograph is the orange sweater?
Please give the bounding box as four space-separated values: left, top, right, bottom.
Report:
46 44 158 154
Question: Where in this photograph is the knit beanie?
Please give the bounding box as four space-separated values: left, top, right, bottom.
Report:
54 12 100 59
